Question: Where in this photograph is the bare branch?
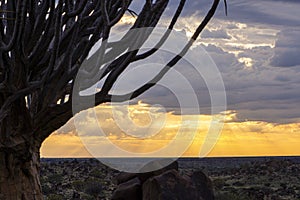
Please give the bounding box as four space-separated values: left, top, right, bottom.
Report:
133 0 186 62
101 0 221 103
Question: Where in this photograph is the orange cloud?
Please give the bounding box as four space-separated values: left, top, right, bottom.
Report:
41 133 91 158
41 103 300 158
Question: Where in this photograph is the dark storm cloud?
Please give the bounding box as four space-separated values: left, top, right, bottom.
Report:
130 0 300 27
271 29 300 67
113 0 300 124
172 0 300 26
201 29 231 39
193 40 300 123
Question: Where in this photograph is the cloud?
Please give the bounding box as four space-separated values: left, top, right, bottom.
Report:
201 29 231 39
77 0 300 124
215 0 300 27
103 19 300 123
41 104 300 157
199 41 300 123
203 44 237 73
271 28 300 67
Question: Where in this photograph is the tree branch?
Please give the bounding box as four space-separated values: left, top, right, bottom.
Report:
101 0 221 103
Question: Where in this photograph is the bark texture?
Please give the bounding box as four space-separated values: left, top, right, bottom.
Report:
0 100 42 199
0 149 42 200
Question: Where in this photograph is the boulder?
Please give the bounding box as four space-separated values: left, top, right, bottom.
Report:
111 177 142 200
114 172 137 185
143 169 203 200
138 160 178 183
114 160 178 185
112 160 214 200
190 171 214 200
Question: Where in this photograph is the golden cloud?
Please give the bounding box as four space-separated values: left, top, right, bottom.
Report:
41 102 300 157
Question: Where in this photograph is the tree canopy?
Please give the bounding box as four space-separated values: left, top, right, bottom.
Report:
0 0 222 142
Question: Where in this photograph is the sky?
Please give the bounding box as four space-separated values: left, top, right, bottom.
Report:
41 0 300 158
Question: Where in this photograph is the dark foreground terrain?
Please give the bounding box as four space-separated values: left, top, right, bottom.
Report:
41 157 300 200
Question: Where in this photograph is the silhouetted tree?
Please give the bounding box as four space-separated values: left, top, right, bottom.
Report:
0 0 222 199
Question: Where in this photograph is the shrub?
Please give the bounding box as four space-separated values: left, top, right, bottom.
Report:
47 194 64 200
215 192 254 200
213 178 226 190
47 174 63 184
84 181 103 197
42 184 54 195
89 169 104 178
72 180 85 192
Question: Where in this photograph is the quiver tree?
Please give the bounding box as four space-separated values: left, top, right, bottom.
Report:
0 0 223 199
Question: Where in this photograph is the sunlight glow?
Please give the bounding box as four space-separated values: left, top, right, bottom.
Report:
238 57 253 68
41 102 300 158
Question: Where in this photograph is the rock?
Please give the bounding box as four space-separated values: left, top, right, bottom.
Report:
139 159 178 173
190 171 214 200
138 160 178 183
111 177 142 200
112 160 214 200
114 160 178 185
143 169 204 200
115 172 137 185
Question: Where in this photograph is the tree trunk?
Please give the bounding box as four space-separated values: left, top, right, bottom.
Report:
0 98 43 200
0 145 43 200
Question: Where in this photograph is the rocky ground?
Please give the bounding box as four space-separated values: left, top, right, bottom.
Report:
180 157 300 200
41 157 300 200
41 158 118 200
